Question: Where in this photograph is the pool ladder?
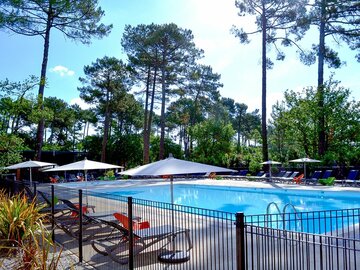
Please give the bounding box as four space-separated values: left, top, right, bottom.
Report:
265 202 303 231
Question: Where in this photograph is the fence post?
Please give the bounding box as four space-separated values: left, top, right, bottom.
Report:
78 189 83 263
236 212 245 270
128 197 134 269
51 185 55 242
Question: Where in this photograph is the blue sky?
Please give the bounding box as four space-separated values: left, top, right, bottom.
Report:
0 0 359 114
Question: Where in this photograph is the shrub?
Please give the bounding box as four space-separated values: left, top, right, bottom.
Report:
0 190 62 269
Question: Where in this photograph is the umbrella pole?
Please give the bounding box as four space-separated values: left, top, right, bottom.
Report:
30 167 32 187
269 164 272 181
171 176 175 252
158 175 190 263
85 170 88 206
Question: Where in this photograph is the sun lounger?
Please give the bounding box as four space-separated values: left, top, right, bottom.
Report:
344 170 359 186
91 218 192 264
335 170 359 186
37 190 73 216
280 172 299 183
319 177 335 186
59 198 96 215
274 171 286 178
54 199 116 241
271 171 292 182
54 198 116 239
113 212 150 230
22 185 37 202
321 170 332 179
223 169 249 180
246 171 266 181
305 171 322 185
238 169 248 176
234 169 249 179
23 186 67 214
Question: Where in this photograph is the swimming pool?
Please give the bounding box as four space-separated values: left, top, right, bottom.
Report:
91 183 360 215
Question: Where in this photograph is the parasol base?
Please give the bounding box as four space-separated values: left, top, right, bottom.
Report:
158 250 190 263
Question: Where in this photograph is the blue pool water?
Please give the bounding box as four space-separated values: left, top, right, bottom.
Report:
92 183 360 215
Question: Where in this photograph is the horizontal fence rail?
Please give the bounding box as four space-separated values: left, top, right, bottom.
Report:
244 225 360 270
245 208 360 236
2 179 360 270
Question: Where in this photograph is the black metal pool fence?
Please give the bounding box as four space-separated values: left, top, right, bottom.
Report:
3 179 360 270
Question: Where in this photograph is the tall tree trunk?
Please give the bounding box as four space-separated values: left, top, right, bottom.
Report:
147 66 157 161
317 0 326 156
14 113 21 133
261 10 269 162
83 121 87 140
101 90 111 162
35 7 52 161
179 125 183 149
159 63 166 160
72 123 76 153
184 130 190 158
143 66 151 164
49 122 54 145
237 116 241 152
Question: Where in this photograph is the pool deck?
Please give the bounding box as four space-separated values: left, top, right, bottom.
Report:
60 177 360 193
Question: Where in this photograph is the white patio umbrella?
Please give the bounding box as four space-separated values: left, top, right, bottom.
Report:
5 160 56 185
120 155 236 263
120 156 235 177
289 157 321 178
44 158 123 207
260 160 281 180
43 158 123 182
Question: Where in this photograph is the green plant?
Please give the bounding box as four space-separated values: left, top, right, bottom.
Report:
0 191 62 269
104 170 115 180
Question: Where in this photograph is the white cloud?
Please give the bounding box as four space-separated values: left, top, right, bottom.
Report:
69 97 93 110
49 65 75 77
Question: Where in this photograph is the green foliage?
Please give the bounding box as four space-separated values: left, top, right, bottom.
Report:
0 192 43 244
150 136 182 162
269 79 360 165
82 135 102 161
79 56 134 161
0 133 24 169
243 148 262 173
110 134 143 168
122 23 205 159
231 0 308 162
305 0 360 66
98 170 116 181
190 119 235 167
0 0 112 44
0 191 61 269
0 77 38 135
0 0 112 159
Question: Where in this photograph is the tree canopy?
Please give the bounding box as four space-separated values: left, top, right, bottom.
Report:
0 0 112 160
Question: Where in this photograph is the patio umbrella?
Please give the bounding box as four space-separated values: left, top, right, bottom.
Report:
120 155 236 263
44 158 123 207
43 158 123 182
260 160 281 180
289 157 321 178
5 160 56 185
